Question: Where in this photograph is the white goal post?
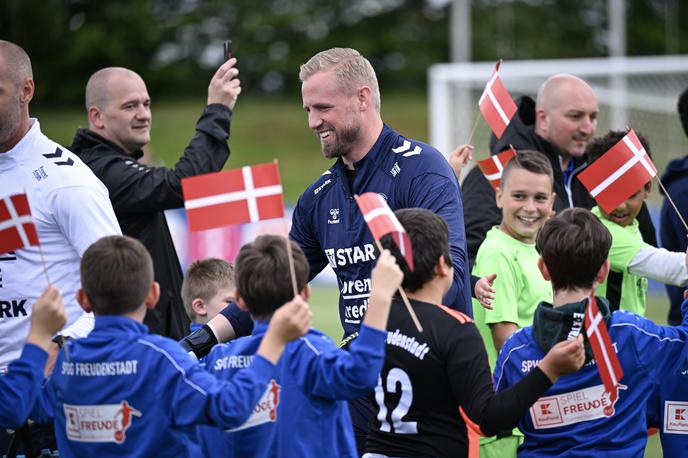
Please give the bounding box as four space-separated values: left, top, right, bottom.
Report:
428 55 688 179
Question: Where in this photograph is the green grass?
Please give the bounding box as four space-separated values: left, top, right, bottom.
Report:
33 92 428 204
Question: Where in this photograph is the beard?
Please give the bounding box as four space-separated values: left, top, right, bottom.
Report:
0 92 21 151
322 122 360 159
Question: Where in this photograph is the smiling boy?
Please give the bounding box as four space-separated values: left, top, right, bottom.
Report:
471 150 556 457
586 131 688 316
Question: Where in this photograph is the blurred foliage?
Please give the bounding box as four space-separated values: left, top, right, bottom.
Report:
2 0 688 107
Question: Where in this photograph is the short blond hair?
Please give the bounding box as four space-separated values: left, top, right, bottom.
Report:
299 48 381 112
181 258 234 321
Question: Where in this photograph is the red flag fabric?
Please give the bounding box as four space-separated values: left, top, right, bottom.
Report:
0 193 40 254
182 163 285 231
578 129 657 213
477 147 517 190
585 294 624 414
478 61 518 139
355 192 414 271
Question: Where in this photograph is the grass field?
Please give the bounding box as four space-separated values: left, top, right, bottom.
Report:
34 95 669 457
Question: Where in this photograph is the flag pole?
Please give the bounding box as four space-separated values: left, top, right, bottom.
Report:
373 239 423 333
37 243 51 285
466 114 481 146
274 159 299 299
655 177 688 234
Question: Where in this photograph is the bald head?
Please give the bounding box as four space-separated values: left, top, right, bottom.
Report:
0 40 33 87
534 73 598 162
85 67 144 110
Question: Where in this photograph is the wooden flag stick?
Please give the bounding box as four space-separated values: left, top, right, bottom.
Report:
37 243 51 285
655 176 688 234
374 239 423 333
284 232 299 299
466 113 482 146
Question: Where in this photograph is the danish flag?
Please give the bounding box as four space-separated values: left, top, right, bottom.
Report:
578 129 657 213
0 193 39 254
477 147 517 190
182 163 284 231
355 192 413 271
479 60 518 139
585 294 624 408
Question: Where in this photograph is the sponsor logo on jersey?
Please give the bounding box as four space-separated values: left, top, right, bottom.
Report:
386 329 431 360
213 354 254 371
390 162 401 177
228 380 281 432
42 146 74 167
328 208 340 225
665 401 688 434
0 299 28 317
33 166 47 181
530 384 627 429
324 244 376 269
313 179 332 195
64 400 142 443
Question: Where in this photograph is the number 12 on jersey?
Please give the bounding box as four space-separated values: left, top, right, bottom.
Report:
374 368 418 434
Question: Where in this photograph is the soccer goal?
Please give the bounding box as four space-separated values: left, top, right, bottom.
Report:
428 55 688 180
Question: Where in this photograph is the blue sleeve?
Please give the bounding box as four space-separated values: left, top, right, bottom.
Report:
407 172 472 315
219 302 254 338
629 299 688 380
151 342 275 430
0 344 48 427
290 194 329 281
289 325 386 400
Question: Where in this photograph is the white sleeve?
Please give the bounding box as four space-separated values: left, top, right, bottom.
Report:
48 184 121 256
628 246 688 286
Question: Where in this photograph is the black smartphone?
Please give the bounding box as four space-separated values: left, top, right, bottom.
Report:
223 40 233 61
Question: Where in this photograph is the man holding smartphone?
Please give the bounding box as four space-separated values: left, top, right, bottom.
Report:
69 52 241 340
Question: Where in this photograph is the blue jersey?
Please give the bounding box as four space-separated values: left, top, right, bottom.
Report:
290 125 471 338
32 316 276 458
0 344 48 428
197 321 386 458
495 300 688 457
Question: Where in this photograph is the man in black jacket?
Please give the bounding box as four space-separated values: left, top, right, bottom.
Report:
69 58 241 340
462 73 656 267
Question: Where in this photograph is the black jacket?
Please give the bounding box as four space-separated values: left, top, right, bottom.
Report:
70 104 233 339
462 96 656 268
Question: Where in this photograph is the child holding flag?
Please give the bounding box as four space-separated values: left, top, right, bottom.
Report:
197 235 403 458
495 208 688 457
582 130 688 315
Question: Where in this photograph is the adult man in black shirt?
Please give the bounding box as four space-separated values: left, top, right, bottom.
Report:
70 59 241 339
364 208 585 458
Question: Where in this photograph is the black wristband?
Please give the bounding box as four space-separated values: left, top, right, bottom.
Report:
179 324 218 359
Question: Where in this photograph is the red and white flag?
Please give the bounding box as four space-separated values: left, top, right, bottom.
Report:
578 129 657 213
0 193 40 254
477 147 517 190
355 192 413 271
182 163 284 232
585 294 624 412
479 61 518 139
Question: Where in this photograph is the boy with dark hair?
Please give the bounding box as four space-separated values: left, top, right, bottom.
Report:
586 130 688 315
471 150 556 457
495 208 688 457
181 258 235 331
364 208 585 458
197 234 403 458
32 235 310 457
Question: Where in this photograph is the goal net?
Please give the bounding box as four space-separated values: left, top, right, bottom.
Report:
428 55 688 184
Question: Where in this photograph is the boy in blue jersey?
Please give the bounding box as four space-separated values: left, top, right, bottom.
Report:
494 208 688 457
198 234 403 458
0 285 66 428
31 235 310 458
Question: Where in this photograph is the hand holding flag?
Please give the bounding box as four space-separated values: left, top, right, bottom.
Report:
477 147 517 190
478 60 518 140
